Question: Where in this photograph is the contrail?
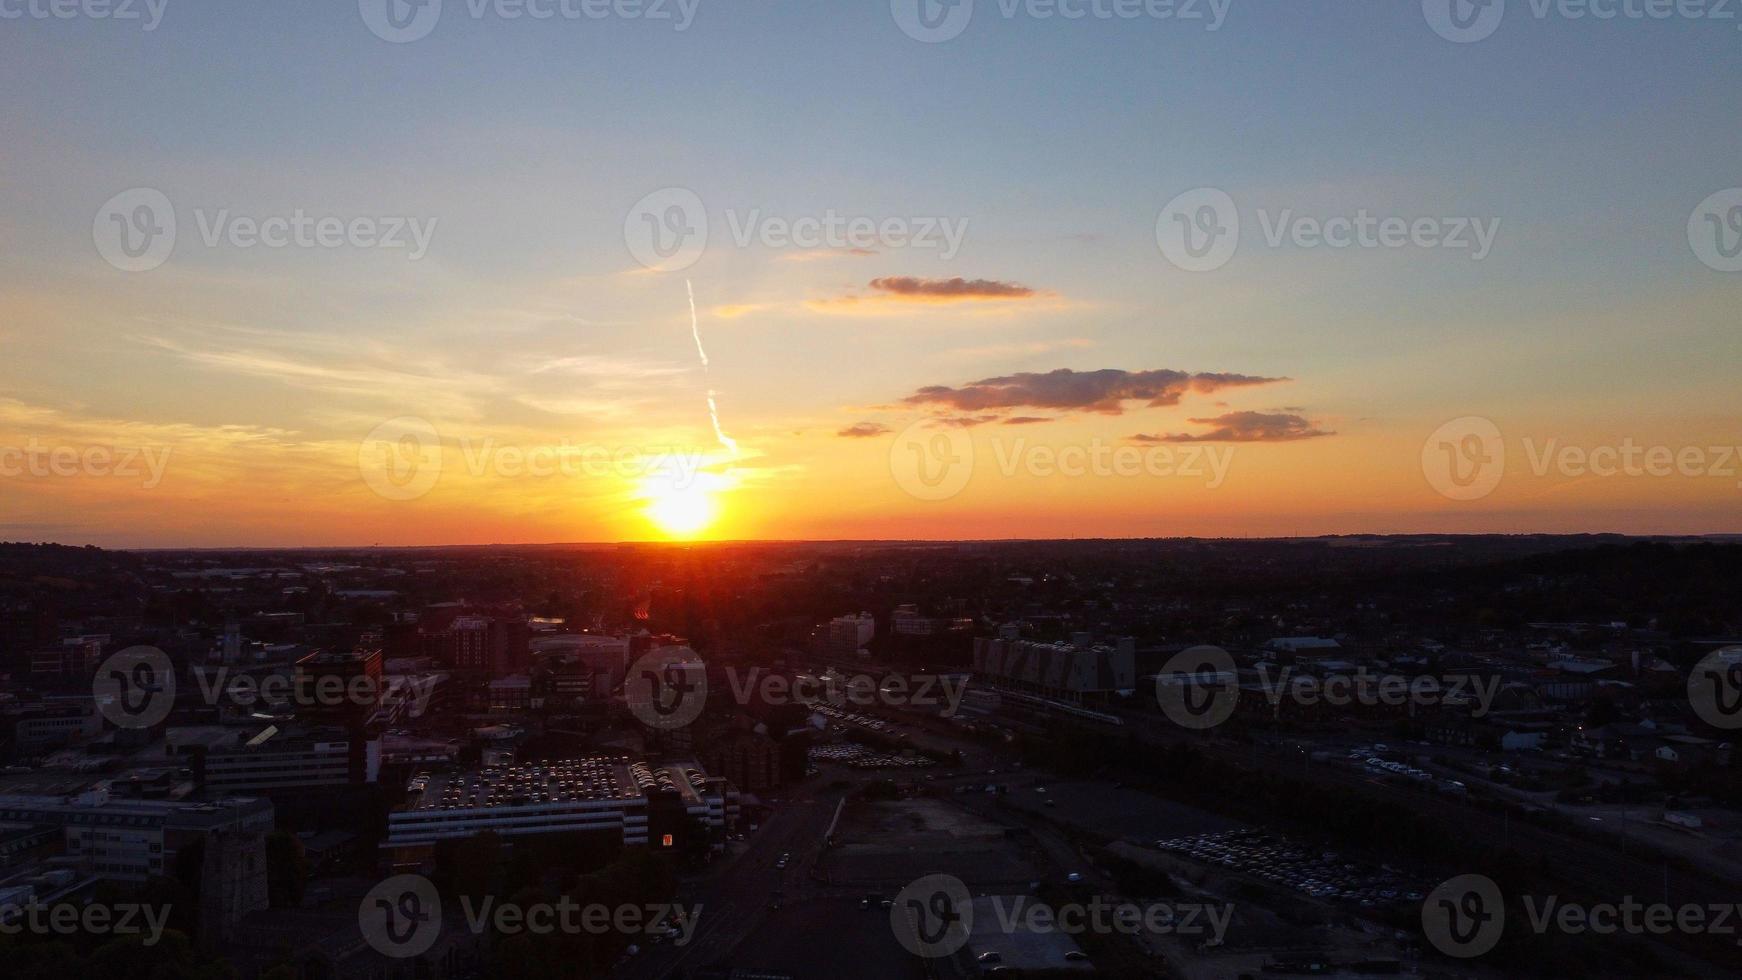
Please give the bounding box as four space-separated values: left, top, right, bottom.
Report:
687 279 738 456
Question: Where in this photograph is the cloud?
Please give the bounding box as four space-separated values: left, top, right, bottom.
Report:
902 368 1285 416
933 415 1003 428
1002 416 1053 425
837 422 891 438
710 303 773 319
869 277 1037 301
1131 411 1334 443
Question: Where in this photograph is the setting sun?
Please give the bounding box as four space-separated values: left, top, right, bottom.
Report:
641 471 723 538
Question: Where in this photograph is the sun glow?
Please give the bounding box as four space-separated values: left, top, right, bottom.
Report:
641 470 725 539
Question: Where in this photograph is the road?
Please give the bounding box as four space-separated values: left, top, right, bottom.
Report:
615 785 855 979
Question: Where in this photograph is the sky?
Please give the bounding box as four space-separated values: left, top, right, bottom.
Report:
1 0 1740 547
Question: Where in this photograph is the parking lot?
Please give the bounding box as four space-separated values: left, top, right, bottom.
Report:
1155 829 1425 909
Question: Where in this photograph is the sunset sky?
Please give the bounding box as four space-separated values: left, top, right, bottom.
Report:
2 1 1740 546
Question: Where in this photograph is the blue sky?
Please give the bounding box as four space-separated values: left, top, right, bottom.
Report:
1 0 1739 544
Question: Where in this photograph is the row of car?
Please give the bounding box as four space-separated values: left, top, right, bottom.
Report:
1156 830 1424 907
811 702 896 733
811 742 935 769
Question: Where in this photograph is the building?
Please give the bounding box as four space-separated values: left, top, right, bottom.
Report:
532 634 633 707
383 757 738 861
11 698 104 751
699 728 785 793
424 616 531 675
972 636 1136 701
294 647 384 725
0 784 272 882
27 637 104 682
190 724 380 795
826 612 876 655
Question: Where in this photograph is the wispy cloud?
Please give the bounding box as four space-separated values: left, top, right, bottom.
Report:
1131 411 1334 443
808 276 1053 313
902 368 1286 416
869 277 1037 301
837 422 891 438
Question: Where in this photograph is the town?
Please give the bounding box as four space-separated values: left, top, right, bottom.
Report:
0 535 1737 977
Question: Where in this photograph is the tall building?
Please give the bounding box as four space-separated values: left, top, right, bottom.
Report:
294 647 384 726
827 612 876 655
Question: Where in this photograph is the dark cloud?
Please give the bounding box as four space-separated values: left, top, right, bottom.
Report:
869 277 1037 301
903 368 1285 416
1131 411 1334 444
933 414 1003 428
837 422 891 438
1002 416 1054 425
